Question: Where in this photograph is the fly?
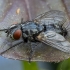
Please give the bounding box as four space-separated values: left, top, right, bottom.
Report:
0 10 70 62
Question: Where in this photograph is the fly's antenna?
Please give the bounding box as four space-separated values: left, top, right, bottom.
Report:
21 18 24 23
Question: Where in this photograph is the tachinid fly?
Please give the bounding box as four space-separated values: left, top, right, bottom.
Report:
0 10 70 62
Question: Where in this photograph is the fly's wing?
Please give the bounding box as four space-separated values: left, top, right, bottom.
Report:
37 31 70 53
34 10 66 26
31 10 70 62
34 10 70 53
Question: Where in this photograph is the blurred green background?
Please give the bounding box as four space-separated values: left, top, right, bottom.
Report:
0 56 70 70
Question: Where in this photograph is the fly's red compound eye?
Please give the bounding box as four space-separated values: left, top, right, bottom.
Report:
13 29 22 40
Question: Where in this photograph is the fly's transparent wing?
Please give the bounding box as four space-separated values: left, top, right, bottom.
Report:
35 10 70 53
37 31 70 53
34 10 66 26
34 10 70 54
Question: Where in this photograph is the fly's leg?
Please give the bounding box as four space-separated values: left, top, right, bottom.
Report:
28 33 37 63
0 39 23 55
28 35 33 63
28 41 39 63
29 49 33 63
28 43 36 63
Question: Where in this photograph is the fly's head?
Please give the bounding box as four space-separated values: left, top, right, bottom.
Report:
4 18 26 40
5 24 22 40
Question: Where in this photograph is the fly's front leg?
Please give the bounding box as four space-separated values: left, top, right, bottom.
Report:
0 39 23 55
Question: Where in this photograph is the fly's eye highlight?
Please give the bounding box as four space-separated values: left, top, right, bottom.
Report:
13 29 22 40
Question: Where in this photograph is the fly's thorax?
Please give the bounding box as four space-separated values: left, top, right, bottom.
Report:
21 21 44 42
